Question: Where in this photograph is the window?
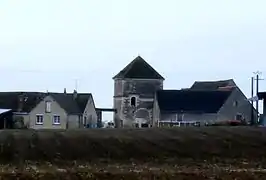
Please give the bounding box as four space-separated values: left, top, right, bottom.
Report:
84 116 87 126
141 123 149 128
175 114 184 121
45 101 51 113
53 115 60 125
36 114 43 125
130 97 136 107
233 101 238 107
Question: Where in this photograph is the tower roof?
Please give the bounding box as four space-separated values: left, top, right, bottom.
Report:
113 56 164 80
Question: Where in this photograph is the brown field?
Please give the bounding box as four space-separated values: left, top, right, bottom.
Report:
0 126 266 179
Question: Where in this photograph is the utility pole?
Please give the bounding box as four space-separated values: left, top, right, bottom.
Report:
251 77 254 125
253 71 264 123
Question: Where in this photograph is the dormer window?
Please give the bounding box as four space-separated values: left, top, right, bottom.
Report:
45 101 51 113
130 97 136 107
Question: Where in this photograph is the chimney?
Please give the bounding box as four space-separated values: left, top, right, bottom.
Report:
17 94 24 112
64 88 67 94
73 89 78 100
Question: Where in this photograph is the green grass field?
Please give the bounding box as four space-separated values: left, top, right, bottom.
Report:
0 127 266 179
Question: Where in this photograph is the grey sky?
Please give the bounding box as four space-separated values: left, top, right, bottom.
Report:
1 0 266 120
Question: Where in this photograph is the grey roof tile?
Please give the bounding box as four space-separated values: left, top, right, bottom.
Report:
156 89 232 113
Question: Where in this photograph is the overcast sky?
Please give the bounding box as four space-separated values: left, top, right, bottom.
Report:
1 0 266 120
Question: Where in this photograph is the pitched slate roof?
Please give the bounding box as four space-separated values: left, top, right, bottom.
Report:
50 93 92 114
190 79 236 90
0 92 45 113
156 89 232 113
0 92 92 114
113 56 164 80
0 109 12 115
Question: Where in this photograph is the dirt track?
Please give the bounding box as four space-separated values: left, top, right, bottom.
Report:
0 127 266 179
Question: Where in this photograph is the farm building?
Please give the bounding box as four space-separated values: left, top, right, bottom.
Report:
113 56 255 128
258 91 266 125
153 89 254 127
0 109 13 129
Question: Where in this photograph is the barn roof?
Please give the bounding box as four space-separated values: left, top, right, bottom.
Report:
0 109 12 115
190 79 236 90
156 89 232 113
113 56 164 80
50 93 92 114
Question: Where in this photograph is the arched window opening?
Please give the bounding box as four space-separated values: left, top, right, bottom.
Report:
130 97 136 107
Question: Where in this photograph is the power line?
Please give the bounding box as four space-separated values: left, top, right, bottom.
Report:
0 67 91 74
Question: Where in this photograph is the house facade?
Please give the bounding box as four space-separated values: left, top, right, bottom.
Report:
113 56 164 128
0 90 98 129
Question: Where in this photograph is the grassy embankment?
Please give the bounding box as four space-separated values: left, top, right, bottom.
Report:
0 127 265 179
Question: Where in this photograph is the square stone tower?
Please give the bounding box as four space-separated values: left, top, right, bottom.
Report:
112 56 164 128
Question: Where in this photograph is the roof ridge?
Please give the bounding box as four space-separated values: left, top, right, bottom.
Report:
0 91 45 93
159 89 233 92
194 79 234 83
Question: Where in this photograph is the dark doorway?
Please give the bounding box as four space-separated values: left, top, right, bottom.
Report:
141 123 149 128
0 110 13 129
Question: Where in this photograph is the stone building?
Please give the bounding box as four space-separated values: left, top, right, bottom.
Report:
113 57 255 128
113 56 164 128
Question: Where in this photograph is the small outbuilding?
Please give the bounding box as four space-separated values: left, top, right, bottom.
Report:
0 109 13 129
